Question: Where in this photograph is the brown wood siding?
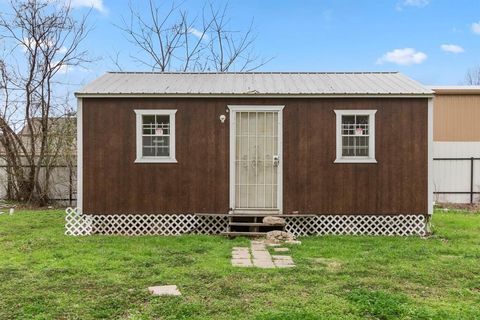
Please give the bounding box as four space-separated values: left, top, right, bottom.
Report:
82 97 428 215
434 94 480 141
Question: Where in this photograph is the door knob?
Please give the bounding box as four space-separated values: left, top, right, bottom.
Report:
273 155 280 167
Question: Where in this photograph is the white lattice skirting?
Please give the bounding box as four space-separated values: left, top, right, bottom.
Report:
65 208 426 236
65 208 229 236
285 214 426 237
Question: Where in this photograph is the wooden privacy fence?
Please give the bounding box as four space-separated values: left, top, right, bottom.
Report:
433 157 480 204
0 164 77 206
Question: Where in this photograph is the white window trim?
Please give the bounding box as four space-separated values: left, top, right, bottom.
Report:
134 109 177 163
334 109 377 164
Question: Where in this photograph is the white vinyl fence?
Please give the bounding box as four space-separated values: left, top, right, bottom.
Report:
0 159 77 206
433 142 480 204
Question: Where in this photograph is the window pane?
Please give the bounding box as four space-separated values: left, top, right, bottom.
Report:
141 114 172 158
341 114 370 157
342 115 355 135
342 115 355 124
155 136 170 156
355 136 369 156
143 147 155 157
356 115 369 124
342 136 355 156
142 115 156 134
143 136 154 148
155 115 170 135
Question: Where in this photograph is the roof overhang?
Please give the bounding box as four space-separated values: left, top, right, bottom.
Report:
429 86 480 95
75 93 434 99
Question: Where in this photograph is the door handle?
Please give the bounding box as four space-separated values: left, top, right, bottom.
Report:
273 155 280 167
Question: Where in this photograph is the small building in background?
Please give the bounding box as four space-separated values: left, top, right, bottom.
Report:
0 117 77 206
431 86 480 204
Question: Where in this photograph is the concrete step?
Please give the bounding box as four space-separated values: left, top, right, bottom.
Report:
233 209 279 215
227 213 285 217
228 222 271 227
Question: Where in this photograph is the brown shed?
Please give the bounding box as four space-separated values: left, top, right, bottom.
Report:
71 72 434 236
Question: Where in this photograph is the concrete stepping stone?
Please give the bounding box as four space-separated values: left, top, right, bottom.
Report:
231 241 295 269
232 252 250 259
231 246 252 267
231 258 253 267
272 255 293 260
252 259 276 268
148 285 181 296
232 247 249 251
272 255 295 268
252 250 270 258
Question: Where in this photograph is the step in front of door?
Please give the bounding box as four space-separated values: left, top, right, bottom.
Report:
227 215 285 234
232 209 280 215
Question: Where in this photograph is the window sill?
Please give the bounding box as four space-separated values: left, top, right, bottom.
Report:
334 158 377 164
135 158 178 164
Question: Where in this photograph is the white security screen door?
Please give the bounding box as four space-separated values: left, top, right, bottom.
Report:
229 106 283 212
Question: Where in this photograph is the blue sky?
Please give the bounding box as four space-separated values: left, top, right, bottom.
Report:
3 0 480 89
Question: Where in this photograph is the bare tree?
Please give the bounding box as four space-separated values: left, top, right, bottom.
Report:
116 0 271 72
465 66 480 85
0 0 90 205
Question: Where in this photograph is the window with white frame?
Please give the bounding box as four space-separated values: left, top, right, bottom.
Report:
334 110 377 163
134 109 177 163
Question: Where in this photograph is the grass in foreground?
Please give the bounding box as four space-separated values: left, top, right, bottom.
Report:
0 210 479 319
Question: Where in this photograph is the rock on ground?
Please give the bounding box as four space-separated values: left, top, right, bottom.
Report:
148 285 182 296
266 230 296 243
262 216 286 226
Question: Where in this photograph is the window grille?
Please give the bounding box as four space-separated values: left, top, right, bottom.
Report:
134 110 177 163
142 115 170 157
334 110 377 163
341 115 370 157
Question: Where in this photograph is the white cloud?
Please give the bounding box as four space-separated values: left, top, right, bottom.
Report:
472 22 480 34
377 48 427 66
403 0 430 7
70 0 106 13
50 61 72 74
396 0 429 10
58 46 68 54
188 27 209 40
440 44 464 53
21 37 68 54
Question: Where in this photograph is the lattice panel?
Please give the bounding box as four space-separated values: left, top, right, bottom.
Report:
66 208 426 237
65 207 92 236
284 214 426 237
65 208 228 236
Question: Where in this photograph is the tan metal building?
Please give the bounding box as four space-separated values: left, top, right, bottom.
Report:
431 86 480 203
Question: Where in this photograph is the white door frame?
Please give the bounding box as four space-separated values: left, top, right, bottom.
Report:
228 105 284 213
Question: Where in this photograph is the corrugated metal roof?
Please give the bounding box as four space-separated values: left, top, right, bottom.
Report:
76 72 433 97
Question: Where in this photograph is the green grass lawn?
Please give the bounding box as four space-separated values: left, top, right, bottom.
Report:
0 210 479 320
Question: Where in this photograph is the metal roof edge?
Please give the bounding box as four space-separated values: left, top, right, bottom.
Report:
105 71 401 75
74 92 434 98
429 85 480 94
